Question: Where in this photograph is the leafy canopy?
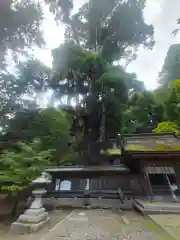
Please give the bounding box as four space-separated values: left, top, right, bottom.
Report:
0 0 44 67
47 0 154 63
0 0 156 167
159 44 180 85
4 107 74 164
0 140 53 185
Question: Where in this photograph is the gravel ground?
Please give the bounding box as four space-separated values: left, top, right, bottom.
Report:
0 209 72 240
0 209 174 240
39 209 173 240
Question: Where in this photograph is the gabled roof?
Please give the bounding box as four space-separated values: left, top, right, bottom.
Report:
45 165 129 173
123 132 180 153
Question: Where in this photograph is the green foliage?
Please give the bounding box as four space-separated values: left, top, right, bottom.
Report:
0 0 44 66
0 140 53 185
171 79 180 101
51 42 143 141
48 0 153 163
0 0 155 166
0 72 26 128
36 108 73 164
153 121 180 134
48 0 154 63
18 59 52 98
123 75 180 134
0 107 77 187
159 79 180 124
4 107 74 165
159 44 180 85
122 91 165 133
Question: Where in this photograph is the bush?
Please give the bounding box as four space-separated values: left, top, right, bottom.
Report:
0 140 53 185
153 121 180 134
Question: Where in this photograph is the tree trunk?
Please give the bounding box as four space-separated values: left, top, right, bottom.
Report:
11 191 20 216
99 87 106 143
99 101 106 143
71 23 80 45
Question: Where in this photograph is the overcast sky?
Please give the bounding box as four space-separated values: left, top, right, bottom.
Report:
127 0 180 89
34 0 180 90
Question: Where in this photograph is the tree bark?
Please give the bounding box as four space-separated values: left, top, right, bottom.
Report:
10 191 20 216
99 87 106 143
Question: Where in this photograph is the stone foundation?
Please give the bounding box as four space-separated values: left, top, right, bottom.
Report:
133 199 180 215
10 217 50 234
10 206 50 234
43 197 133 210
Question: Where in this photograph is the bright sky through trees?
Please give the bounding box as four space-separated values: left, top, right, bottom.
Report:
30 0 180 90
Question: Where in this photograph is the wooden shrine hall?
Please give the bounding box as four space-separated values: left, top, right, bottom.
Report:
45 133 180 205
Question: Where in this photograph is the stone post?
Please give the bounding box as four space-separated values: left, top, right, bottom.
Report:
10 172 51 234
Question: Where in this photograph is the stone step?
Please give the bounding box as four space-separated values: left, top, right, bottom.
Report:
134 201 180 215
134 199 180 211
143 206 180 211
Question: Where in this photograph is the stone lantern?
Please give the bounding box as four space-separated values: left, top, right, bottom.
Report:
10 172 51 234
